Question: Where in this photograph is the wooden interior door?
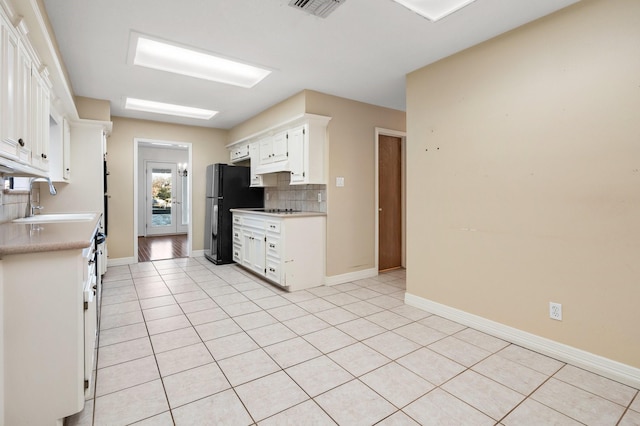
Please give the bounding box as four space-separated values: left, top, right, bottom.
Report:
378 135 402 271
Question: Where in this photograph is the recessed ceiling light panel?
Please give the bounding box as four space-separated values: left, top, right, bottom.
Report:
125 97 218 120
393 0 477 22
133 36 271 88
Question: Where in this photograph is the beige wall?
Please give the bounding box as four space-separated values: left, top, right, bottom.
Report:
40 123 106 215
75 96 111 121
227 92 306 143
406 0 640 367
227 90 406 278
107 117 228 259
305 91 406 277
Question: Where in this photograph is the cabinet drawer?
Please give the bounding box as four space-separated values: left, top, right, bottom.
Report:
266 237 281 259
233 245 242 263
266 221 281 234
265 259 282 284
243 215 266 230
232 227 242 244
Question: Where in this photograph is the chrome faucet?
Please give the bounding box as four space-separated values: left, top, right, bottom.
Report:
25 177 57 217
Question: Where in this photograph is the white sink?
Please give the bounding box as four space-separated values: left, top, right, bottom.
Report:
13 213 96 224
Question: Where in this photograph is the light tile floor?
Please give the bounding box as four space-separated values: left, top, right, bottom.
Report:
66 256 640 425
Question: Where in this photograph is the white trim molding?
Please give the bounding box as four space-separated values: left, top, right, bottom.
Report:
107 257 136 267
405 293 640 389
325 267 377 286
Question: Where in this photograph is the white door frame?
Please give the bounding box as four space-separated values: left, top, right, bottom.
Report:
133 138 193 263
374 127 407 271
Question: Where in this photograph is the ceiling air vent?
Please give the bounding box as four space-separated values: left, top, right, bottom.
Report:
288 0 346 18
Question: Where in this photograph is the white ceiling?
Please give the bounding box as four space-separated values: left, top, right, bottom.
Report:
42 0 580 129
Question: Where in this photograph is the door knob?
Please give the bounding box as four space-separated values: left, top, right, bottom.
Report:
378 208 382 212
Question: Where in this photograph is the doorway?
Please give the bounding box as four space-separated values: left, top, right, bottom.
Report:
376 129 406 272
134 139 192 263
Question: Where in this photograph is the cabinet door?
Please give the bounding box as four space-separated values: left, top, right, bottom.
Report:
2 24 35 163
249 142 264 186
288 125 306 183
63 118 71 179
16 43 31 161
242 229 266 274
1 21 19 146
31 68 50 171
241 229 254 268
251 229 266 275
259 136 273 164
271 130 288 163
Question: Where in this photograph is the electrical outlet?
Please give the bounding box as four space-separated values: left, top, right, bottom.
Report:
317 192 322 202
549 302 562 321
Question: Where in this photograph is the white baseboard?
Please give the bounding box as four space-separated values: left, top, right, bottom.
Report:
405 293 640 389
106 257 136 267
325 267 377 286
107 251 205 268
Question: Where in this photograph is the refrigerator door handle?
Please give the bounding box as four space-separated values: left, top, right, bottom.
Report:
212 203 218 238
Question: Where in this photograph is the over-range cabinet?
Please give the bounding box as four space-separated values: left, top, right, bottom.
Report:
204 164 263 264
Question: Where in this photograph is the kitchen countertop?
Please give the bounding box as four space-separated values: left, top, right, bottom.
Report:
230 208 327 218
0 212 101 257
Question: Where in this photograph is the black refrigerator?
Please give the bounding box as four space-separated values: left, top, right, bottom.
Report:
204 164 264 264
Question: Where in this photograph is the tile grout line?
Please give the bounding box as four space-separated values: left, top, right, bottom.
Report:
89 260 637 426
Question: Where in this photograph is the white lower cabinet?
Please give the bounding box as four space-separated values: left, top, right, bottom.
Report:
242 227 266 275
232 211 325 291
2 246 97 425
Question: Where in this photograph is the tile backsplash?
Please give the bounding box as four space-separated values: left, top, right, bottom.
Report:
264 172 326 212
0 184 29 223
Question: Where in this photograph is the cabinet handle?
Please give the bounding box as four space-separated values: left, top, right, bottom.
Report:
18 138 25 147
269 267 276 272
269 244 275 248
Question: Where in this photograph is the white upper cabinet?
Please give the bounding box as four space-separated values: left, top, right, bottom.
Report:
48 110 72 181
0 9 53 173
258 130 289 173
287 125 305 183
249 141 276 187
287 115 330 185
227 113 331 185
229 142 250 163
0 17 19 160
1 16 31 160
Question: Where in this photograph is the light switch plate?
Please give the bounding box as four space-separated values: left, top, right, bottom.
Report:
336 177 345 187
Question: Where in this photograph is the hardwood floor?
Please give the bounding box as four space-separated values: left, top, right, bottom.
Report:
138 234 188 262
